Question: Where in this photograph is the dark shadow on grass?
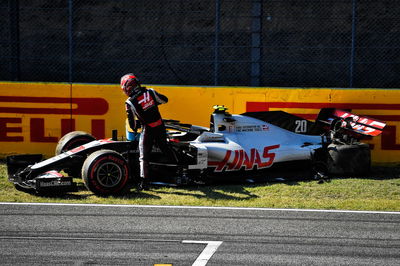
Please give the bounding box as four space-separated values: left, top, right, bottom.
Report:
366 166 400 180
111 189 162 200
142 164 400 201
193 183 258 201
23 183 91 200
39 188 161 200
155 184 259 201
38 193 92 200
152 176 269 201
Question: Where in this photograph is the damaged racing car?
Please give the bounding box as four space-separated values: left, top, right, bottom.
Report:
7 105 386 196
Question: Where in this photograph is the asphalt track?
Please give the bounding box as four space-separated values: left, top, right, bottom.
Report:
0 203 399 265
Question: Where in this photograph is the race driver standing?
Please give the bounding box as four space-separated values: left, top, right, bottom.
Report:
120 73 176 190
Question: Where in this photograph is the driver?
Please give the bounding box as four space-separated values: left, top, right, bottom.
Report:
120 73 175 190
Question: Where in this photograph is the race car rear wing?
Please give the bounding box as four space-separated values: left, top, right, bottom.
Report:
316 108 386 137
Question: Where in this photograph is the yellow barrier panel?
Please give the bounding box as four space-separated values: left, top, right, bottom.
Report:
1 82 72 157
1 82 400 163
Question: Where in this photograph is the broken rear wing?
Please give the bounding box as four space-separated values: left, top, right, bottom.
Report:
317 108 386 137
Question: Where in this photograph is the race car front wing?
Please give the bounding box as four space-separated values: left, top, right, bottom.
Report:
7 154 77 194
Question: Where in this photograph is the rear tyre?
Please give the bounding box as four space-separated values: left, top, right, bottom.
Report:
82 150 130 196
327 143 371 176
55 131 96 155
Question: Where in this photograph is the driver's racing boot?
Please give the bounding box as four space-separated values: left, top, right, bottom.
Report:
137 177 150 191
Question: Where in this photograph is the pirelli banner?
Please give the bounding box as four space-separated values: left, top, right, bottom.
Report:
0 81 399 163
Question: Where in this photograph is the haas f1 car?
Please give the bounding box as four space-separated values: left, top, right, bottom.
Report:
7 106 386 196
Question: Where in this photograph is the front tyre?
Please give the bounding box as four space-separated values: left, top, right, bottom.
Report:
55 131 96 155
82 150 130 196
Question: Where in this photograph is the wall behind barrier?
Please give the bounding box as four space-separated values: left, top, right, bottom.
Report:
1 82 400 163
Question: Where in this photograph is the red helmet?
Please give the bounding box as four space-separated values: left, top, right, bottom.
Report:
120 73 141 96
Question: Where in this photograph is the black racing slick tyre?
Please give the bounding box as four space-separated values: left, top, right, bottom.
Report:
327 143 371 176
55 131 96 155
81 150 130 196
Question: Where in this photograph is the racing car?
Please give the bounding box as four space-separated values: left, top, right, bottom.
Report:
7 105 386 196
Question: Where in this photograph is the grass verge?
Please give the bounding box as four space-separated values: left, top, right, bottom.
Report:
1 162 399 211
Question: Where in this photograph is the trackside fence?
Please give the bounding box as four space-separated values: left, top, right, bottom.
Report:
1 0 400 88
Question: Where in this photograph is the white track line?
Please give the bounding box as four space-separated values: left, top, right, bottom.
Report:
183 241 223 266
0 202 399 214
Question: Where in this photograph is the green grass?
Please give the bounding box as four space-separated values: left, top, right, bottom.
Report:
1 162 400 211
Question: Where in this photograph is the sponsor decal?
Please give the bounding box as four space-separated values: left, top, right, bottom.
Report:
44 170 64 177
247 102 400 150
108 154 125 165
209 145 280 172
332 109 385 136
236 125 269 132
138 91 155 110
38 180 72 187
69 139 114 154
0 96 108 115
0 96 108 142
